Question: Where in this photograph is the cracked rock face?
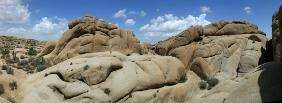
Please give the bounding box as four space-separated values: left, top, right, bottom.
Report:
39 16 142 66
17 52 191 103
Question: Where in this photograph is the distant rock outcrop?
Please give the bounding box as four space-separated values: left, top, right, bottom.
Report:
272 5 282 61
39 16 142 66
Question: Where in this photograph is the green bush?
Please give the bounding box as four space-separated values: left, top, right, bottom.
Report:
36 64 46 72
7 97 16 103
5 66 14 75
206 77 219 90
27 47 37 56
83 65 90 70
35 56 46 72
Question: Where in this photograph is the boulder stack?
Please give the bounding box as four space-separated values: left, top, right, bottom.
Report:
154 20 267 79
39 16 142 66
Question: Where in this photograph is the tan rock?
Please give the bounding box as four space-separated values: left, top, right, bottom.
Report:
225 62 282 103
17 51 185 103
40 16 142 65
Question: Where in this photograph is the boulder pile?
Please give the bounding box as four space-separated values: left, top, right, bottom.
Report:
38 16 142 66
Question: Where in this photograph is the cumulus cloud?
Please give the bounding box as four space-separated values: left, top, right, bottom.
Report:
140 14 210 42
113 9 127 18
1 17 68 40
0 0 30 23
125 19 136 25
200 6 211 13
117 9 146 18
243 6 252 14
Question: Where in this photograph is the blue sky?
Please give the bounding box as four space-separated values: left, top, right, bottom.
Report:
0 0 281 42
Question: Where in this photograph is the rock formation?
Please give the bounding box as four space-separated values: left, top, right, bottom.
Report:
39 16 142 66
1 6 282 102
17 52 188 103
155 21 267 79
272 5 282 61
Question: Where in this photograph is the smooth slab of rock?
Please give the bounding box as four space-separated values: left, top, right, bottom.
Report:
17 51 186 103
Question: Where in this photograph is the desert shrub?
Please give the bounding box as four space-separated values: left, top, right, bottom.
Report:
19 59 29 66
0 45 10 56
0 84 4 95
2 65 9 70
5 66 14 75
206 77 219 90
198 81 208 90
35 56 46 72
36 64 46 72
9 81 17 90
20 55 25 59
83 65 90 70
27 47 37 56
7 97 16 103
104 88 110 95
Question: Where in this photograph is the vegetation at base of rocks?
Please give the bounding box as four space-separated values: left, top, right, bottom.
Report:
9 81 17 90
104 88 111 95
27 47 37 56
198 81 208 90
7 97 16 103
206 77 219 90
0 45 11 59
0 84 4 95
35 56 46 72
198 77 219 90
4 65 14 75
83 65 90 70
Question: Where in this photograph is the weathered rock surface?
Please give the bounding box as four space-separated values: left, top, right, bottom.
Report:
40 16 142 66
272 5 282 61
17 52 190 103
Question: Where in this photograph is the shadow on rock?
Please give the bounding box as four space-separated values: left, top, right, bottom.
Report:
258 62 282 102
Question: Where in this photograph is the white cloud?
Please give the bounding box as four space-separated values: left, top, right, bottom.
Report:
113 9 127 18
140 10 146 17
120 10 146 17
125 19 136 25
243 6 252 14
200 6 211 13
140 14 210 42
0 0 30 23
1 17 68 40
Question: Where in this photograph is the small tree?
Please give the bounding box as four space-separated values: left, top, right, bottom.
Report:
27 47 37 56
